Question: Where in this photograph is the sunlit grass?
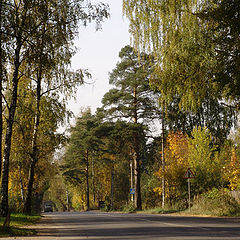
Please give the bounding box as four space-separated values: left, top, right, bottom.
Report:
0 213 41 237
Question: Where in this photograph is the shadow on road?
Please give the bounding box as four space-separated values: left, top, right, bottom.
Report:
32 212 240 239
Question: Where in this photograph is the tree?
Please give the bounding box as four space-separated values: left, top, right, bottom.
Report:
123 0 217 111
165 95 235 145
99 45 160 209
0 0 42 216
93 118 140 209
8 79 66 212
188 127 222 194
155 131 189 206
62 109 103 211
198 0 240 104
0 0 6 178
0 0 109 216
123 0 240 111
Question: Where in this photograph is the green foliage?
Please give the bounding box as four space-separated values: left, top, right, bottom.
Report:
122 202 137 213
112 160 130 209
99 45 160 210
188 127 222 194
101 45 159 123
165 96 235 145
123 0 240 112
123 0 217 110
191 189 240 217
0 0 110 216
8 84 64 213
61 108 116 210
141 176 161 209
198 0 240 102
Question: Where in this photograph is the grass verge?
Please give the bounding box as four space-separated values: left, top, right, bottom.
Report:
140 207 179 214
0 213 41 237
189 189 240 217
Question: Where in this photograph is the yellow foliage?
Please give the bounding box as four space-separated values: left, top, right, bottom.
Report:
224 148 240 190
72 192 85 211
155 131 189 198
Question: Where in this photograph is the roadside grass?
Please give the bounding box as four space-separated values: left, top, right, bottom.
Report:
0 213 41 237
172 189 240 217
140 207 179 214
188 191 240 217
121 202 180 214
121 189 240 217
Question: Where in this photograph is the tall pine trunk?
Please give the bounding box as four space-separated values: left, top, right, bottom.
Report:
133 138 141 210
133 86 142 210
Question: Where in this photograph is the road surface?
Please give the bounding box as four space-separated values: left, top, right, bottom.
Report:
5 211 240 239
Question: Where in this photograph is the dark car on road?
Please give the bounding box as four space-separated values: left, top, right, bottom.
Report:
43 201 53 212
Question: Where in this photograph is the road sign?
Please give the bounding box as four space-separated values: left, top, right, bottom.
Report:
130 188 135 194
183 168 195 179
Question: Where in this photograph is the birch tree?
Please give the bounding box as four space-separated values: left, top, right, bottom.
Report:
0 0 109 216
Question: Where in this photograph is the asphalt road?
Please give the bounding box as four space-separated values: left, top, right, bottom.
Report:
6 211 240 240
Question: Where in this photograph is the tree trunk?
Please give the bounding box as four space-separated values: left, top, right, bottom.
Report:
85 149 90 211
24 69 41 214
133 147 142 210
0 0 3 178
19 165 25 202
133 86 142 210
24 160 36 213
162 104 165 209
130 160 134 202
92 157 96 204
110 165 114 209
66 190 69 211
0 43 21 217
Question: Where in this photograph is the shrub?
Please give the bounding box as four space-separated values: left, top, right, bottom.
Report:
191 188 240 216
122 202 136 213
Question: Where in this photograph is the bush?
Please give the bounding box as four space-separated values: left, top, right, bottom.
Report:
122 202 136 213
191 188 240 216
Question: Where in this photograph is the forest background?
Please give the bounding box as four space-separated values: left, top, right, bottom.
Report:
0 0 239 218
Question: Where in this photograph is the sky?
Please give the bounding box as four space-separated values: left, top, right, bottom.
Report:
68 0 131 117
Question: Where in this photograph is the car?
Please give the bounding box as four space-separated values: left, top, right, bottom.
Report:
44 203 53 212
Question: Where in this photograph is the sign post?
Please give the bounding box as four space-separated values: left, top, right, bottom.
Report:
183 168 195 210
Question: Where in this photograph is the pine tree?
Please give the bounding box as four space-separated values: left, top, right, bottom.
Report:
99 45 160 209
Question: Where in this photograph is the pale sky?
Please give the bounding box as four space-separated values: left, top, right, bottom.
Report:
68 0 130 116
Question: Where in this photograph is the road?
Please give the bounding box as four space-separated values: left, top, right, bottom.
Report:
6 211 240 240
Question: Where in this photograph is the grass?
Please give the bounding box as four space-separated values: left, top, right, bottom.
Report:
121 201 180 214
0 213 41 237
140 207 179 214
187 189 240 217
